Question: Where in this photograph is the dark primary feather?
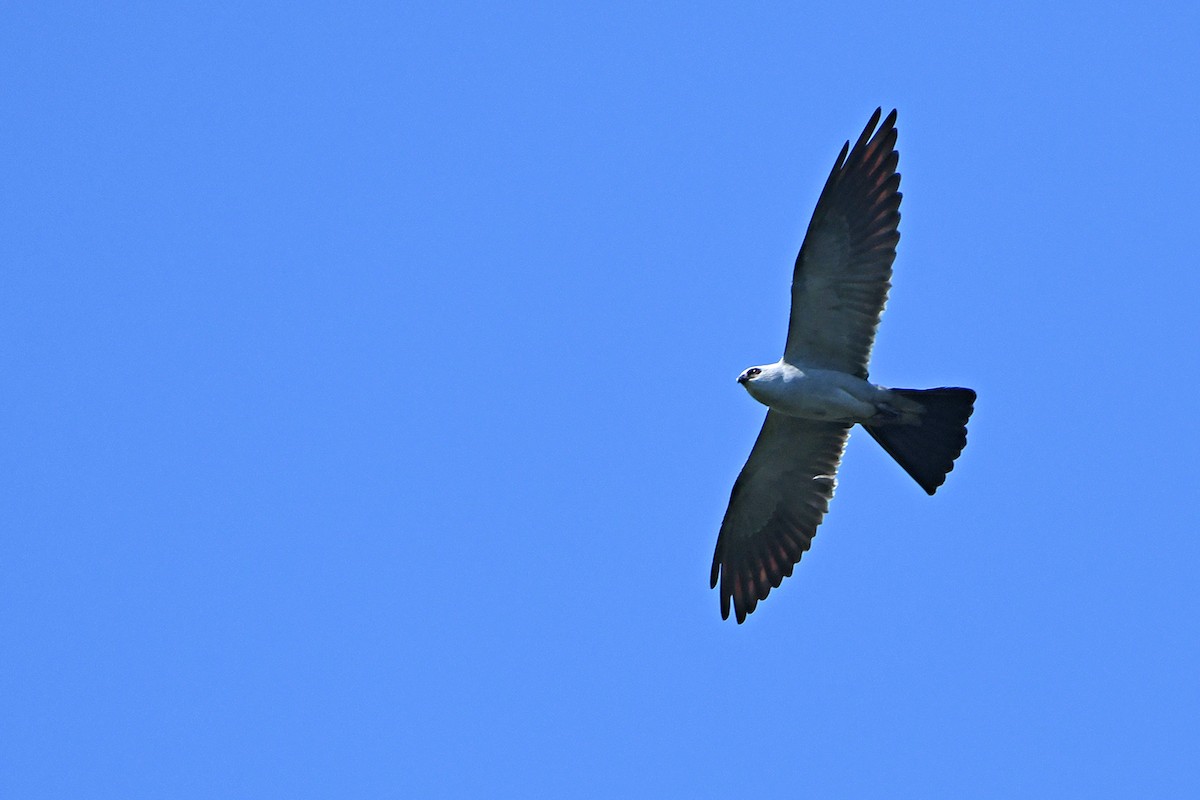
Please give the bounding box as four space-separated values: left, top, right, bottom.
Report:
710 414 851 623
784 107 901 379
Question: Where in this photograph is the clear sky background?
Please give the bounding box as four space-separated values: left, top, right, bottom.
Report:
4 2 1199 797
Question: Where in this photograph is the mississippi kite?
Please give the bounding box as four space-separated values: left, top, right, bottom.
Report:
711 108 976 623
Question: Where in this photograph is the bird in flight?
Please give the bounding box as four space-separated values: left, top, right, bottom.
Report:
711 108 976 623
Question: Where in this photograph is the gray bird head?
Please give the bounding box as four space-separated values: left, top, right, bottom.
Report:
736 362 792 406
736 366 764 385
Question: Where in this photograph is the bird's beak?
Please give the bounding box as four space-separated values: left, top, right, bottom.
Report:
737 375 748 385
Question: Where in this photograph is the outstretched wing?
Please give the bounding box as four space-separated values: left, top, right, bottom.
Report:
711 413 851 623
784 108 901 379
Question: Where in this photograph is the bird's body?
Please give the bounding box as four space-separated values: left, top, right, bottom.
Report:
737 361 920 424
712 109 976 623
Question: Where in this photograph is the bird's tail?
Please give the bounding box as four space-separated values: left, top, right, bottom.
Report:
864 387 976 495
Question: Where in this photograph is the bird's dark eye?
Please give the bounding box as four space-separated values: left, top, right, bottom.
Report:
747 368 761 377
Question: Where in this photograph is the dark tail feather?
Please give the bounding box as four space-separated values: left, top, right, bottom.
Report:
865 388 976 495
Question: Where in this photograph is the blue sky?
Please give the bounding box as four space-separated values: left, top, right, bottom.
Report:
3 2 1199 797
